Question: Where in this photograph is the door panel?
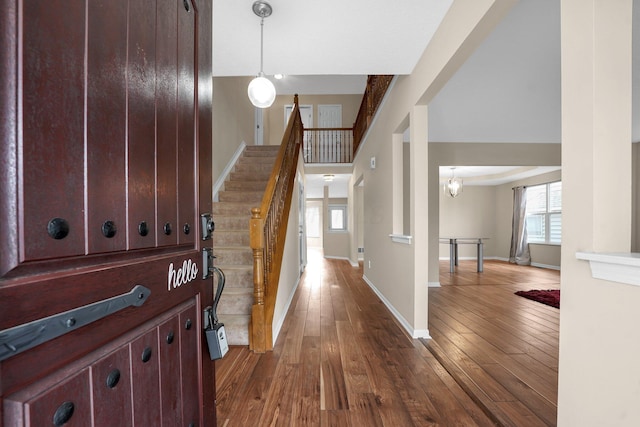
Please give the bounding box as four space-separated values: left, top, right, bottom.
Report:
4 300 200 426
159 315 182 426
86 0 128 255
0 1 215 425
21 0 86 262
177 1 196 246
130 330 162 426
180 305 200 425
5 369 92 427
128 0 158 251
156 0 180 249
91 346 133 426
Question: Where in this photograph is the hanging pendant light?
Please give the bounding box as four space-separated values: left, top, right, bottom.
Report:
444 167 463 198
248 1 276 108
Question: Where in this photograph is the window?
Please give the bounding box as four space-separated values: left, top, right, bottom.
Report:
526 181 561 244
328 205 347 232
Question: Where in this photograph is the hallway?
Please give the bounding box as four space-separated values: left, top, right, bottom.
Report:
215 249 496 426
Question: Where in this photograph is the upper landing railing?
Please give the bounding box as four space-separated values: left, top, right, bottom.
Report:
302 75 393 164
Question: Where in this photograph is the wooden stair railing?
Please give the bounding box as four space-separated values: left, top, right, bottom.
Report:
249 95 303 353
353 75 393 155
300 75 393 164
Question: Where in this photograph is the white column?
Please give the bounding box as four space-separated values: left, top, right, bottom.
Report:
559 0 635 425
410 105 429 335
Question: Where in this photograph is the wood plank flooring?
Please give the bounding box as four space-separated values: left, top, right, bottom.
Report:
426 260 560 426
215 252 559 426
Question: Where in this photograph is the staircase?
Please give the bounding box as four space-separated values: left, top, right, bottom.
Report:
213 145 280 345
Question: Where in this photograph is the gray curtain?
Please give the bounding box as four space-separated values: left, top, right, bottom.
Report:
509 186 531 265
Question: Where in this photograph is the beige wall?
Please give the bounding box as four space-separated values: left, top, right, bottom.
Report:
272 162 304 342
212 76 255 185
429 143 561 281
349 0 517 337
439 186 498 257
265 94 362 146
322 195 350 259
438 169 562 269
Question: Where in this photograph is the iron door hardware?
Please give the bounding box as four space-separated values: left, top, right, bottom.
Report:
0 284 151 362
202 247 216 279
200 213 214 241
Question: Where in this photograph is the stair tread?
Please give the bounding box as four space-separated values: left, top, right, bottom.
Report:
222 288 253 295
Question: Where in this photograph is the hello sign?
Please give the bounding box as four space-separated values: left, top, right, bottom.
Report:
167 259 199 291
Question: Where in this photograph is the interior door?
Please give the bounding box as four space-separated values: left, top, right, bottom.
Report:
0 1 215 426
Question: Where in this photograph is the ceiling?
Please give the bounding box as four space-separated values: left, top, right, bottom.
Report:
214 0 640 198
305 174 351 199
213 0 453 78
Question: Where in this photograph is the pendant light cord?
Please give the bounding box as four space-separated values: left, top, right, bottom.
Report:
260 17 265 74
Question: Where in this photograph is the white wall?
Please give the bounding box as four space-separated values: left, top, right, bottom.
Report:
558 2 640 425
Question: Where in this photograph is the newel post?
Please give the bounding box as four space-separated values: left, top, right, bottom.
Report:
249 207 266 352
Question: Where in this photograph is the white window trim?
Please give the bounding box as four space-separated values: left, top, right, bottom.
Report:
328 205 347 232
526 181 561 244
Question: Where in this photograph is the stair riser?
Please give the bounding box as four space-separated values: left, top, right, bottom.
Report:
217 315 250 346
212 203 255 216
214 268 253 288
237 156 276 165
229 171 271 182
218 191 264 203
215 249 253 265
213 232 250 246
224 181 267 192
213 216 247 230
217 292 253 315
234 163 274 174
244 147 280 157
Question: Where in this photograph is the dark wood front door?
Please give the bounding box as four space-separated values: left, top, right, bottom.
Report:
0 1 215 425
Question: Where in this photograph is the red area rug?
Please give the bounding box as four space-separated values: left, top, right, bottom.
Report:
514 289 560 309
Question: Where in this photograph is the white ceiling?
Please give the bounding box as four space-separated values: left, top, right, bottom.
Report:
304 174 350 199
213 0 453 77
214 0 640 198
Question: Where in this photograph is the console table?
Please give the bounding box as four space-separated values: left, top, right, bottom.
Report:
440 237 488 273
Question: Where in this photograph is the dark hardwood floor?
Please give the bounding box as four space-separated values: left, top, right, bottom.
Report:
215 251 559 426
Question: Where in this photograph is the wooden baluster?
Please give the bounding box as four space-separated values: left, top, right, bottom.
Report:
250 207 266 352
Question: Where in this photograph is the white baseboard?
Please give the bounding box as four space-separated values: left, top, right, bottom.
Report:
349 259 359 267
272 275 301 343
213 141 246 202
324 255 351 261
362 274 431 339
531 262 561 271
428 282 441 288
